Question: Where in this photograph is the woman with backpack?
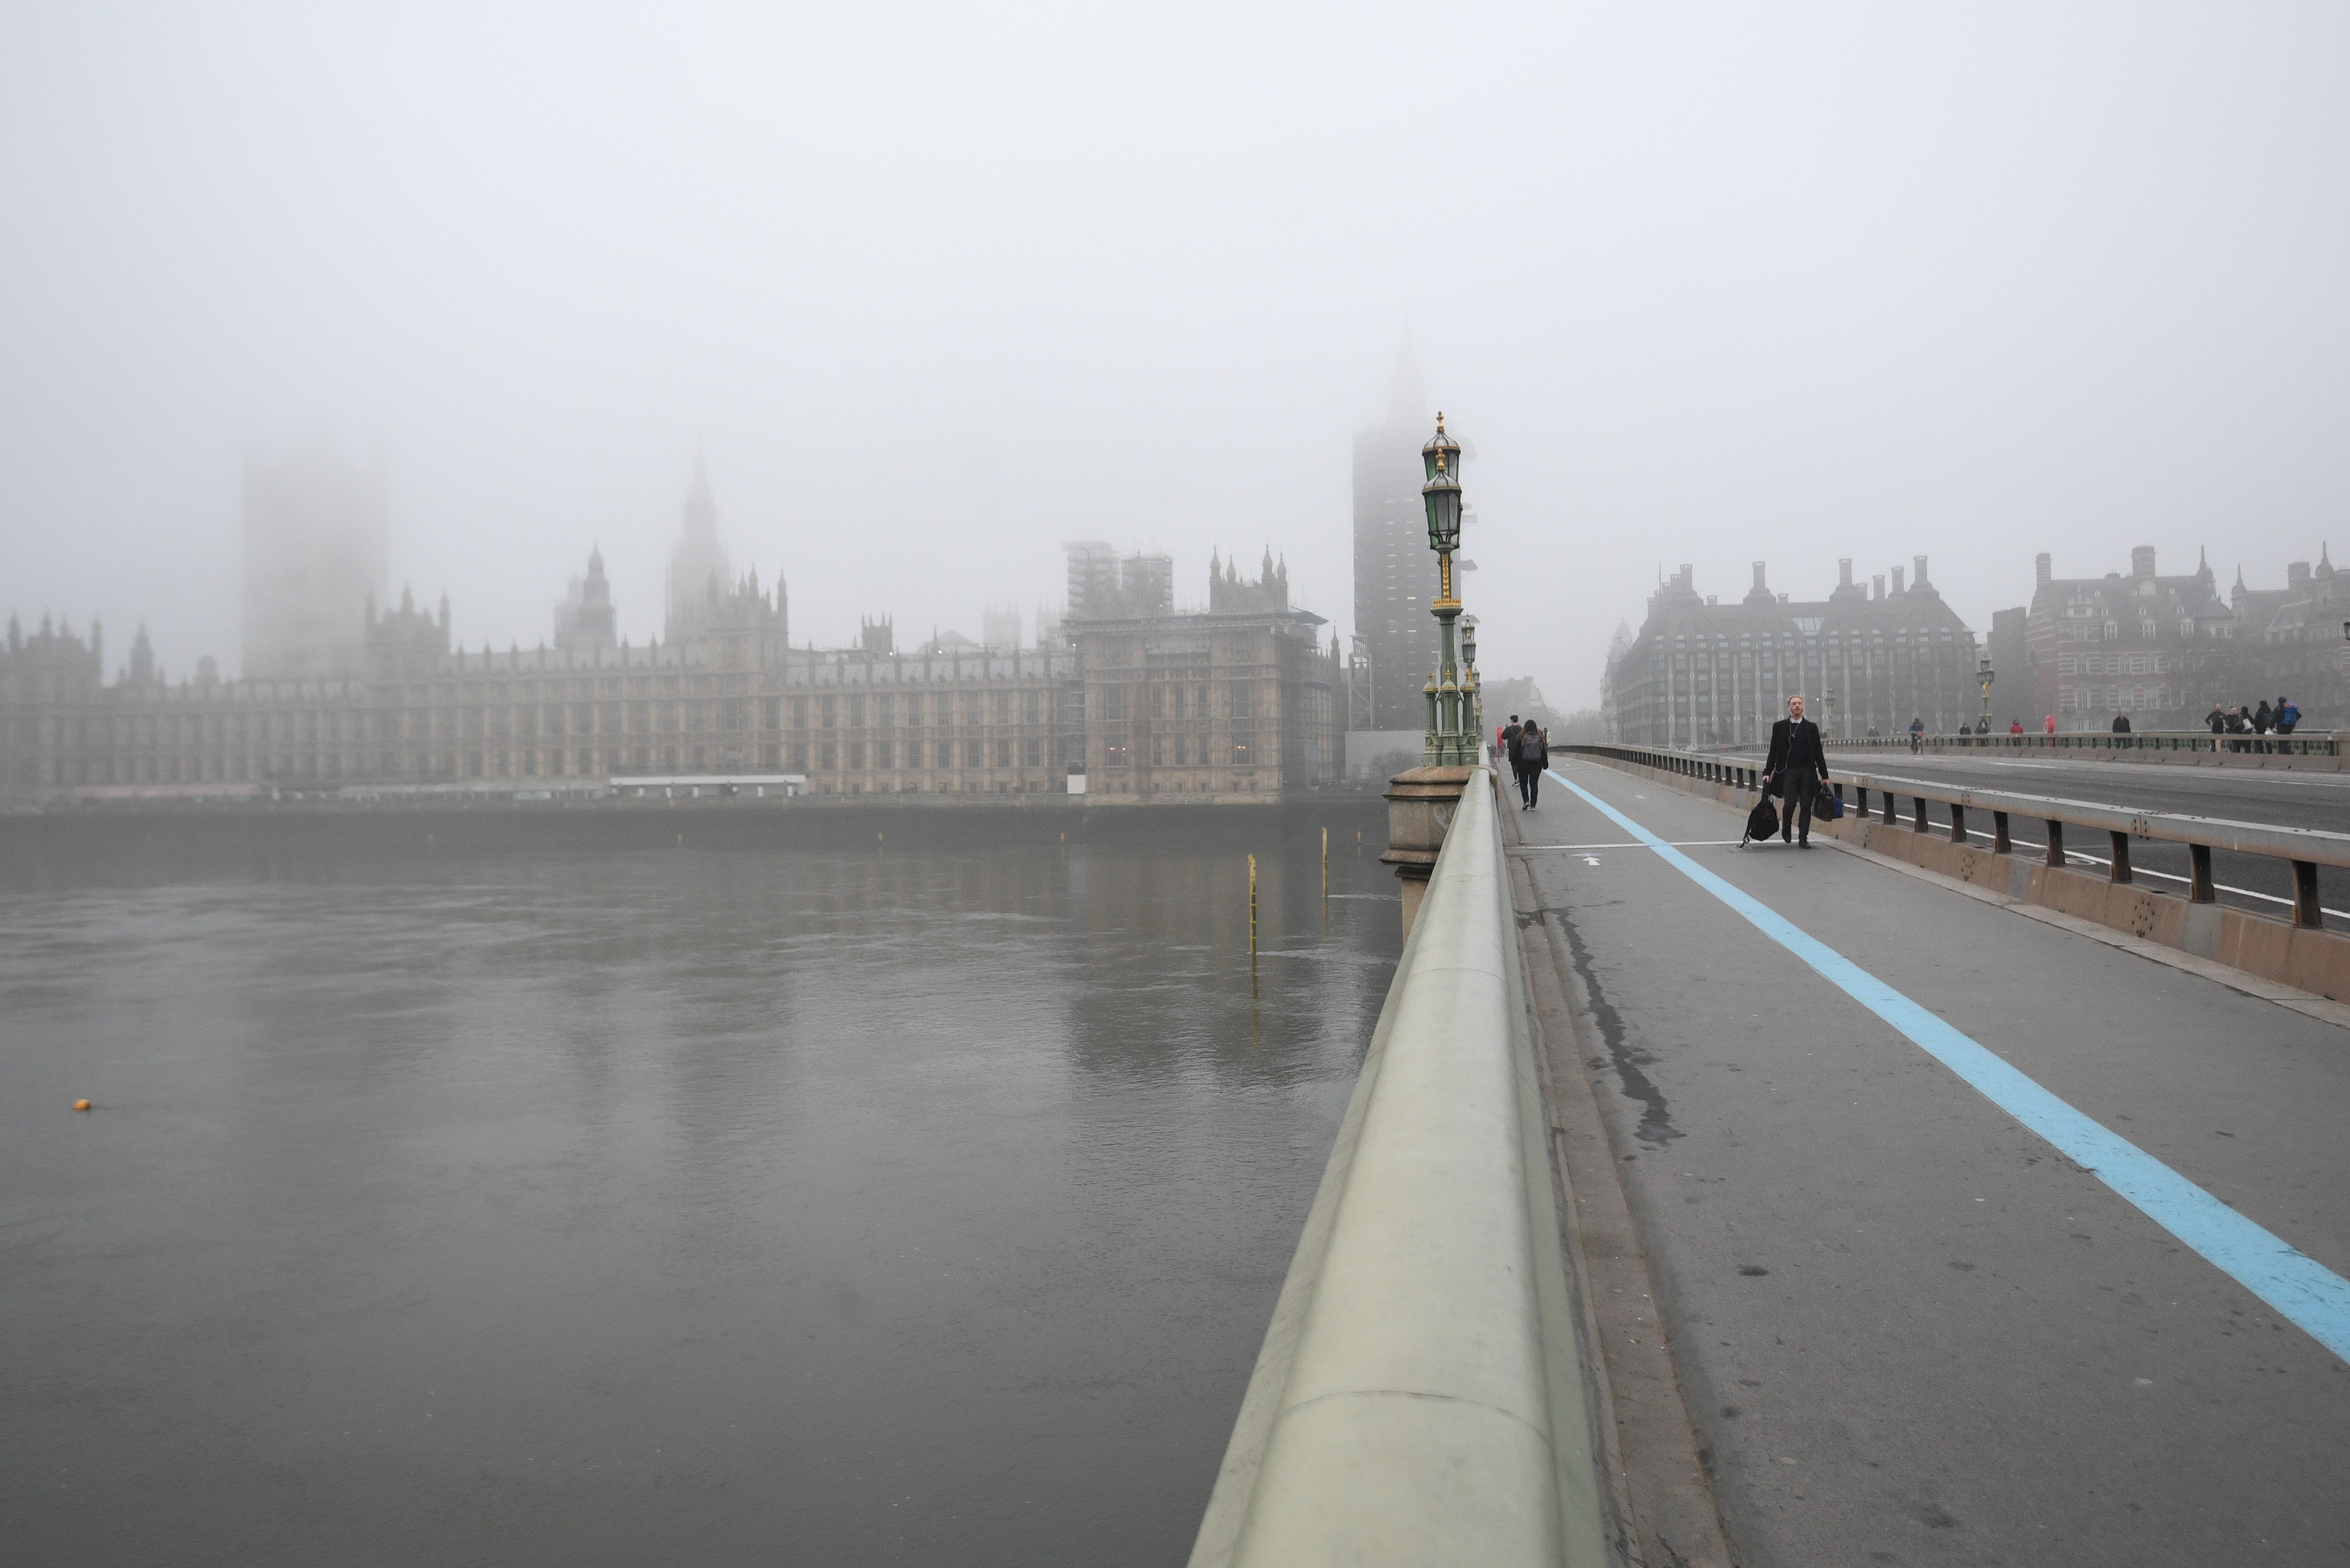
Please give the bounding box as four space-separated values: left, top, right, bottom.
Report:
1516 722 1547 809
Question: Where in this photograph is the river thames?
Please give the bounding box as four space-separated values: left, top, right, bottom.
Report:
1 815 1400 1565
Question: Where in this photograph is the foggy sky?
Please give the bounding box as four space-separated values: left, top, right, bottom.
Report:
5 3 2346 706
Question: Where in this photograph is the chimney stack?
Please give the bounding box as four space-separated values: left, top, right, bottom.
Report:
1752 561 1768 591
1873 575 1885 600
1891 566 1906 596
2036 552 2053 589
2132 546 2156 579
1913 554 1930 587
1839 558 1854 588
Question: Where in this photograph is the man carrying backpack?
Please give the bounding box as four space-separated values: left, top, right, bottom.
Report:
1500 714 1524 799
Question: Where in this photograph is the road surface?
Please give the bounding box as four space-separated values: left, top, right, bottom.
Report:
1514 756 2350 1567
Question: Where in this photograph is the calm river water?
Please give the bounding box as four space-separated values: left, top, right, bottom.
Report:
1 814 1400 1566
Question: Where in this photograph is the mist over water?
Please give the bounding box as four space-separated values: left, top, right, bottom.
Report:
0 828 1401 1565
5 6 2347 706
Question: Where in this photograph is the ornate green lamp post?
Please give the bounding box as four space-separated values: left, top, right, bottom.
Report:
1420 414 1473 766
1977 653 1996 736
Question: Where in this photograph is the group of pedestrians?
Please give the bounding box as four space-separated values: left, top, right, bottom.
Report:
1497 714 1548 809
2205 698 2300 736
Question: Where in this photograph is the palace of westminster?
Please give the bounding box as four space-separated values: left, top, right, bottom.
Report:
1 457 1345 803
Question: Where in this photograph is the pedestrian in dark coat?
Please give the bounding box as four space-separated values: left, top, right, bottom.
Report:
1763 695 1828 846
1517 723 1547 809
1500 715 1524 801
2253 700 2274 734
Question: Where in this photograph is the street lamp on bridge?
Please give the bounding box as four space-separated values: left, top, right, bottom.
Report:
1420 415 1477 766
1977 652 1996 733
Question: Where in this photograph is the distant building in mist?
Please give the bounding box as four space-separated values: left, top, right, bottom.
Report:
2025 545 2346 729
1063 543 1342 793
1063 542 1174 620
665 453 733 642
1352 355 1440 730
241 446 388 680
553 549 617 654
2 462 1343 801
982 602 1022 650
1608 556 1981 744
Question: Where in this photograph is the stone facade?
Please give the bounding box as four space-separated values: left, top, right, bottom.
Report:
1609 556 1981 745
1068 554 1343 797
1 475 1343 804
2024 546 2348 730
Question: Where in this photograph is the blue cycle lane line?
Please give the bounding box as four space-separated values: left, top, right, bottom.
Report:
1545 766 2350 1367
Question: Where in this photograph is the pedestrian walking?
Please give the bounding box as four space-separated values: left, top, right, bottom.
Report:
2111 712 2132 734
1764 695 1828 847
1516 722 1547 809
1500 713 1523 796
2278 697 2300 735
2205 705 2227 734
2253 699 2274 734
1908 715 1925 753
2044 714 2056 735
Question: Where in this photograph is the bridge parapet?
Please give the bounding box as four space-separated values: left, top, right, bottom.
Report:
1820 729 2340 767
1190 766 1608 1568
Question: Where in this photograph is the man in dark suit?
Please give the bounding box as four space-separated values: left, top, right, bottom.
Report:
1763 694 1829 847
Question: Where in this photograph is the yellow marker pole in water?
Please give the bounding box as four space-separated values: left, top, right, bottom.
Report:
1248 853 1258 956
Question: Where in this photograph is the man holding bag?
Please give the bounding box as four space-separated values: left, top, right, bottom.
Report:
1764 694 1829 848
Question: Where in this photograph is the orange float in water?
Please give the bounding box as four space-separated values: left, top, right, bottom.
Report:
73 1100 92 1112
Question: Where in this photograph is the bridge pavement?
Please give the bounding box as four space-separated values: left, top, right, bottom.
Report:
1510 756 2350 1567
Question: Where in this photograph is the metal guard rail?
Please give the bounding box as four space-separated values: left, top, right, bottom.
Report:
1821 729 2339 759
1562 743 2350 929
1189 767 1607 1568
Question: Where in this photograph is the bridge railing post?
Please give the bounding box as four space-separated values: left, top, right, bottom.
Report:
2190 844 2216 903
1950 803 1966 845
1992 811 2011 855
2108 830 2133 884
2293 861 2323 928
2046 819 2066 868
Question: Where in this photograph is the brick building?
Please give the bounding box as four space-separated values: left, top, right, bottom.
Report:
2023 546 2347 730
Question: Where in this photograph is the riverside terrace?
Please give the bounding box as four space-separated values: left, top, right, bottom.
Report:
1189 749 2350 1567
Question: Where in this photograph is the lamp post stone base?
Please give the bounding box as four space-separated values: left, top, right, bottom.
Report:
1380 764 1478 940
